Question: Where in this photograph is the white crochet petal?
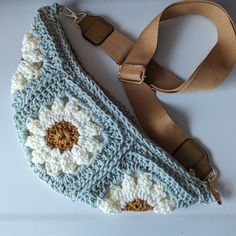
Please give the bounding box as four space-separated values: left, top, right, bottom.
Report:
136 174 153 200
70 145 90 165
38 106 55 128
97 179 130 214
50 98 65 119
151 183 167 200
45 156 62 176
109 185 124 202
22 32 38 51
23 49 43 63
97 198 121 215
64 98 79 116
11 72 27 94
25 134 45 150
59 156 78 175
73 109 91 125
22 32 42 63
26 119 45 136
77 121 101 136
121 175 137 195
78 136 102 153
153 198 176 214
31 148 48 164
17 60 40 81
63 116 80 129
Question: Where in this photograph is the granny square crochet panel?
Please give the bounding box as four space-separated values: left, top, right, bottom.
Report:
11 3 214 214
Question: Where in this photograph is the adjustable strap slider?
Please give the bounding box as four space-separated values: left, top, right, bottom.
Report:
118 63 146 84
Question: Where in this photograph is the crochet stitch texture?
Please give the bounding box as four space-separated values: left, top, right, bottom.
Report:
11 3 214 214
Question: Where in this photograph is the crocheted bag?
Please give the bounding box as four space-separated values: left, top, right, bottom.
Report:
11 1 236 214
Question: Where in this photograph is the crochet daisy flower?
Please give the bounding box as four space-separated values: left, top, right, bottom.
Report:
97 173 176 214
11 30 43 94
26 97 103 176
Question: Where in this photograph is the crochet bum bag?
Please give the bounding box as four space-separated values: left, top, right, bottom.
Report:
11 0 236 214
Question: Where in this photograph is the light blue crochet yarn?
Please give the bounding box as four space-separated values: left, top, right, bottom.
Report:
12 3 214 211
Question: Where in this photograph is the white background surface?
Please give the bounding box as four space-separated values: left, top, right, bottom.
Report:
0 0 236 235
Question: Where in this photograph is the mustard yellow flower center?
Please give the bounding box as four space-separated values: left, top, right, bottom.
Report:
123 199 153 212
45 121 79 153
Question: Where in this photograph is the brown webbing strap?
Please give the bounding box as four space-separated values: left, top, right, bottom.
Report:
119 1 236 92
62 0 236 203
99 1 236 158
